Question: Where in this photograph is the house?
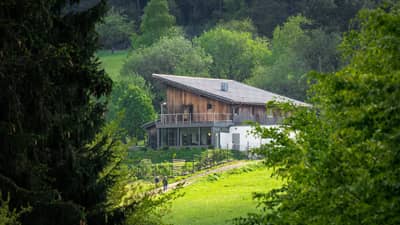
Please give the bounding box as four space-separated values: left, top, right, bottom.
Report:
143 74 309 151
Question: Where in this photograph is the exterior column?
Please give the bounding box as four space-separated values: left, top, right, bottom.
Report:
176 128 179 147
157 128 160 149
198 127 201 146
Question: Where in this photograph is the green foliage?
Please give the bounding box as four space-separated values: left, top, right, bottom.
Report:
246 15 311 100
94 120 180 225
107 82 156 140
128 148 209 164
217 18 258 35
247 15 340 101
128 148 246 164
122 35 212 105
123 36 212 83
107 0 381 38
0 194 30 225
198 149 233 168
132 0 177 48
195 27 270 81
96 8 134 49
236 2 400 225
135 159 155 179
222 0 248 21
124 186 181 225
0 0 128 224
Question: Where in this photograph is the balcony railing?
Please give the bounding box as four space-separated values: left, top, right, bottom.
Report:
232 114 283 125
157 112 283 126
159 113 233 125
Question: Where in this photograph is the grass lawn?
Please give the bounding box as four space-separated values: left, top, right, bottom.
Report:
163 165 282 225
97 49 129 81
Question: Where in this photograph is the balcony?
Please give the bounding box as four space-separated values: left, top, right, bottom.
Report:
232 114 283 125
158 113 233 127
156 112 283 128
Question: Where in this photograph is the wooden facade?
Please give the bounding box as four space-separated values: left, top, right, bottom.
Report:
166 86 231 115
165 86 273 122
144 74 308 149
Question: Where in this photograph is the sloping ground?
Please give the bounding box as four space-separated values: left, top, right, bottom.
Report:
97 50 128 81
157 161 252 192
163 164 282 225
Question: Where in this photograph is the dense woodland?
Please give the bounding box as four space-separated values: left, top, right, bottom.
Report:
1 0 400 225
102 0 384 139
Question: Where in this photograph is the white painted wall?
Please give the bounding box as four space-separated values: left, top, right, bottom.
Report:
219 125 278 151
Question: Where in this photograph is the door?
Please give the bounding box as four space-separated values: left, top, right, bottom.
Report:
232 133 240 150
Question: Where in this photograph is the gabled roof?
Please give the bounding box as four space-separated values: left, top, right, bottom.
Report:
153 74 310 107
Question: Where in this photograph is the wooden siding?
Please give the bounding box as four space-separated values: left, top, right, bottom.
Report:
237 105 266 120
164 86 285 125
166 86 231 114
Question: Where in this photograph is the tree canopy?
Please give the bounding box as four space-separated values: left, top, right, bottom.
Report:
195 27 270 81
236 2 400 225
107 82 156 141
132 0 177 48
247 15 341 101
96 8 134 49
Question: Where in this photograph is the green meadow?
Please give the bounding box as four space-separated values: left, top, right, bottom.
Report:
97 49 128 81
164 165 282 225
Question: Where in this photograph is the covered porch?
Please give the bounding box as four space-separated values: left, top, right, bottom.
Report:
157 127 213 148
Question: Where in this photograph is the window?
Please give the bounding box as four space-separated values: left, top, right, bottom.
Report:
207 103 212 110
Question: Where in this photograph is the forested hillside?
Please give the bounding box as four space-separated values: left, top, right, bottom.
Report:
98 0 383 142
107 0 381 36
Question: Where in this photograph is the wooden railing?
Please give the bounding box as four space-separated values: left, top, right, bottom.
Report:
159 113 233 125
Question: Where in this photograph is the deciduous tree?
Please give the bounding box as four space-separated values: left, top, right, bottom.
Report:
132 0 177 48
236 2 400 225
122 35 212 107
195 27 270 81
96 8 134 49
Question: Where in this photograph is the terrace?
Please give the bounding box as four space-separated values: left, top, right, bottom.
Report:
156 113 282 128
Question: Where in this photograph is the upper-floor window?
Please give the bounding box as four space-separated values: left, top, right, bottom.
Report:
207 103 212 110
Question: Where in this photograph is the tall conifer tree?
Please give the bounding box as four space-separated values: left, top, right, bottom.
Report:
0 1 121 224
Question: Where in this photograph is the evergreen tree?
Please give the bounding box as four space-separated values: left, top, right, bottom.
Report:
0 1 126 224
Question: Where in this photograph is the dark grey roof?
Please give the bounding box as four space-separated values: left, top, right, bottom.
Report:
153 74 310 106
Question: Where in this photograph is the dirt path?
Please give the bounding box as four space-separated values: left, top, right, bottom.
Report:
159 160 254 192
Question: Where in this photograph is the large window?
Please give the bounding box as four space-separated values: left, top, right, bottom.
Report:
160 128 178 147
181 128 199 146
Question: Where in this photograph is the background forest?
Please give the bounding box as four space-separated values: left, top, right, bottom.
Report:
98 0 382 142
